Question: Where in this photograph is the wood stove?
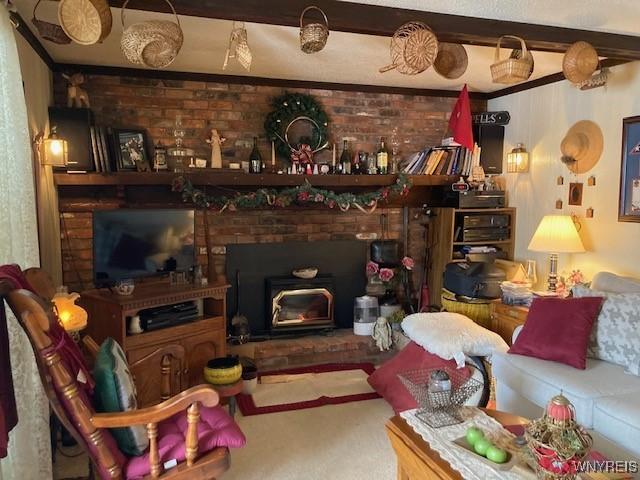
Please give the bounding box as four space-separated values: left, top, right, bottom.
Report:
266 276 335 332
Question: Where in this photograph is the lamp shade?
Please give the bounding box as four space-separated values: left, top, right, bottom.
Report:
528 215 585 253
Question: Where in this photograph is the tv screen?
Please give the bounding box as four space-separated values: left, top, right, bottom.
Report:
93 209 195 283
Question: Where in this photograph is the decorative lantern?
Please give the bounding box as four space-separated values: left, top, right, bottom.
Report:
506 142 529 173
525 394 593 480
37 126 69 167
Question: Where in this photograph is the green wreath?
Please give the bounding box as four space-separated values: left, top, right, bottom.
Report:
264 92 330 162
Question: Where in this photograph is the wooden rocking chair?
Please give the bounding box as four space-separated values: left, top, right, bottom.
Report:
1 268 239 479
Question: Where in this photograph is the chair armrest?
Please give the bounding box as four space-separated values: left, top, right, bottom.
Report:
82 336 101 359
91 385 219 429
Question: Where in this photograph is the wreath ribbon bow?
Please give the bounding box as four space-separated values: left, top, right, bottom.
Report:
290 144 313 164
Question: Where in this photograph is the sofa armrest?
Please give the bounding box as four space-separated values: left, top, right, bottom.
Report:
512 325 524 344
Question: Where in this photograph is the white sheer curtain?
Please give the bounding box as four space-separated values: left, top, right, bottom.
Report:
0 6 52 480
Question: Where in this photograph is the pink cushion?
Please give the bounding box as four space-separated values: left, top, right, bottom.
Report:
125 405 245 479
368 341 465 413
509 296 604 369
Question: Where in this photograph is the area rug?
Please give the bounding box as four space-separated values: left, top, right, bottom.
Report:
236 363 380 416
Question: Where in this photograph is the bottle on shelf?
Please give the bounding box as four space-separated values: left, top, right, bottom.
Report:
340 139 352 175
353 151 365 175
249 136 262 174
376 137 389 174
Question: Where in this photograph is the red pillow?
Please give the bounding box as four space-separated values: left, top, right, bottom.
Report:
368 341 462 413
509 296 603 369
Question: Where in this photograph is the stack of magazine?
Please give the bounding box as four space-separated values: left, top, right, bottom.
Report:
403 142 481 176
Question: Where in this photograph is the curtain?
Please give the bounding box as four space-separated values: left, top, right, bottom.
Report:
0 6 52 480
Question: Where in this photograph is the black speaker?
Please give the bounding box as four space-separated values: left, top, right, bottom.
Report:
473 124 504 175
48 107 94 172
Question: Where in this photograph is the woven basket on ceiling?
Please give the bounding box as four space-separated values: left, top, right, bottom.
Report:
120 0 183 69
299 6 329 54
58 0 112 45
32 0 71 44
379 22 438 75
490 35 533 84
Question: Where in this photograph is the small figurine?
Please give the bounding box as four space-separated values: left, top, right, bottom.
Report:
62 73 90 108
372 316 393 351
206 129 226 169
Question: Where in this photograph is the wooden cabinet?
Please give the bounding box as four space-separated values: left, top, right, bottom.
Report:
490 301 529 345
428 207 516 307
81 282 229 407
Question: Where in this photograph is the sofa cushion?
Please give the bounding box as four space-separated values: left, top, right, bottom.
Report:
508 297 603 369
591 272 640 294
492 351 640 428
125 405 245 479
93 338 148 456
593 393 640 458
572 285 640 374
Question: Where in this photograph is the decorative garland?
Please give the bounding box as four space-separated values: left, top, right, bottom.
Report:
172 174 412 213
264 92 330 161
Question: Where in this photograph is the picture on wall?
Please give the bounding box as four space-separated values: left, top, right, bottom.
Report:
619 116 640 222
113 129 150 172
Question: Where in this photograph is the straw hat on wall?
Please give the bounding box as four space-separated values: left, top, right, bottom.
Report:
434 43 468 79
563 41 599 83
560 120 603 174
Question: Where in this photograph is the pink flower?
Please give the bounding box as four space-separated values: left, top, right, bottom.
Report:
297 191 310 202
379 268 395 282
314 193 324 203
327 200 336 208
402 256 415 270
366 261 379 277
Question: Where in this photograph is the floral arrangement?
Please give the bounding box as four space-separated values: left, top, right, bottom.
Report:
556 269 587 297
172 173 411 213
291 144 314 164
366 256 414 286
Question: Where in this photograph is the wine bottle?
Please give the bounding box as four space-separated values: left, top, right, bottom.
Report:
249 137 262 173
376 137 389 174
340 139 351 175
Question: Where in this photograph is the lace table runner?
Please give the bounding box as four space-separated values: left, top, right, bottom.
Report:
400 407 537 480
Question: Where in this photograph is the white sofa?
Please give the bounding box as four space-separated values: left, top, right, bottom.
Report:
492 272 640 462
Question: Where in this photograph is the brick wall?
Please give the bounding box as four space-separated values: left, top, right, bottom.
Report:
53 73 485 168
55 73 485 295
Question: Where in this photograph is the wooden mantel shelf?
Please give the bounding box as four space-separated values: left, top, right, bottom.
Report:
53 172 458 188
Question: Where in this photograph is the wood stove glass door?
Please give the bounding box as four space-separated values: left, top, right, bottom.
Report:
271 288 333 329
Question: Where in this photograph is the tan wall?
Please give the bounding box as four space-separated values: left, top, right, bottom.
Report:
489 62 640 283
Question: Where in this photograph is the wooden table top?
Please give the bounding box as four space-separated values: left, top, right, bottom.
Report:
385 409 529 480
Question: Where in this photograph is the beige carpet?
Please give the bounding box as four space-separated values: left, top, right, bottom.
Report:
226 399 396 480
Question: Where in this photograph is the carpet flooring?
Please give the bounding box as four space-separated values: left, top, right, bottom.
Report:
226 398 396 480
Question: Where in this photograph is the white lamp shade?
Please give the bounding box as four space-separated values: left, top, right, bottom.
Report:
528 215 585 253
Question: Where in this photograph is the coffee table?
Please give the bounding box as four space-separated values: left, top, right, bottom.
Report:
385 409 528 480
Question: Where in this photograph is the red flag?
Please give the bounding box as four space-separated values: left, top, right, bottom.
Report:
448 84 474 150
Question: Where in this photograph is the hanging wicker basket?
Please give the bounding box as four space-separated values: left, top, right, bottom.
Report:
490 35 533 84
58 0 112 45
32 0 72 44
120 0 183 69
379 22 438 75
299 6 329 54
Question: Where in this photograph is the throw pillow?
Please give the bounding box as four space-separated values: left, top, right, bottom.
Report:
401 312 508 367
572 284 640 374
367 342 480 413
509 297 603 369
93 338 149 456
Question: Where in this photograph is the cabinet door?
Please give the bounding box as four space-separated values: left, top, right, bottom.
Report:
181 330 226 388
127 344 184 407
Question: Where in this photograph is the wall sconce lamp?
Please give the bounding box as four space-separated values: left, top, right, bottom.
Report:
52 287 88 340
34 126 68 167
506 143 529 173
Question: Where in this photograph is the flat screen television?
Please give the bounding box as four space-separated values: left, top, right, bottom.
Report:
93 209 195 284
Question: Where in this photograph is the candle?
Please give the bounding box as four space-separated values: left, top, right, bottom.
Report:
271 140 276 167
332 143 336 167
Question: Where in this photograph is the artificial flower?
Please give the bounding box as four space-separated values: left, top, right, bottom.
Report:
402 256 415 270
366 261 379 276
379 268 395 282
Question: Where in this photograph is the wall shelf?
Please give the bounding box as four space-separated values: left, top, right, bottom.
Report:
53 171 459 188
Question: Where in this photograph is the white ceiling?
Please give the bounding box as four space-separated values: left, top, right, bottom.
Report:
15 0 638 93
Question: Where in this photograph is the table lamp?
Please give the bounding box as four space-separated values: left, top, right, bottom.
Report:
528 215 585 292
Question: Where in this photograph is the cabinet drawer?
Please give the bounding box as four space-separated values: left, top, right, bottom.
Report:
493 303 528 323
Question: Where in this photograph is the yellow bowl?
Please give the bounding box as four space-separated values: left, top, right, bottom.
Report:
203 357 243 385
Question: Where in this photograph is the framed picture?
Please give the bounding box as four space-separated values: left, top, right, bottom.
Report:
568 182 583 206
113 129 150 172
619 116 640 222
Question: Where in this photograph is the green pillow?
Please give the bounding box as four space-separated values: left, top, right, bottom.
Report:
93 338 148 456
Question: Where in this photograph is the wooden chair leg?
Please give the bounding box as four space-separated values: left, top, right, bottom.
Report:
147 422 161 478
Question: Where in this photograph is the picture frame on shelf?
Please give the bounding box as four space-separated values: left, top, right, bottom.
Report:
619 116 640 222
113 129 150 172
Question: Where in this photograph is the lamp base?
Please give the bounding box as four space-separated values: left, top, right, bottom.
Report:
547 253 559 292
